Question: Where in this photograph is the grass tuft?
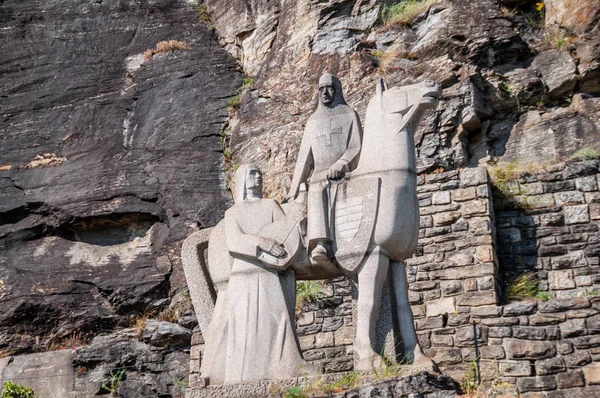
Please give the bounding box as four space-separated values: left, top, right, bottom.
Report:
504 272 539 302
144 40 190 60
295 281 325 315
382 0 433 29
570 147 600 161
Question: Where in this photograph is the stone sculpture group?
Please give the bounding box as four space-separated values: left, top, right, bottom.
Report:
182 73 442 385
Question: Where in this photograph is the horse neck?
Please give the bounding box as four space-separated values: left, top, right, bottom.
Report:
356 103 419 177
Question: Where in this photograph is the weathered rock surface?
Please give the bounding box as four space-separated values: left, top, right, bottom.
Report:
0 0 241 354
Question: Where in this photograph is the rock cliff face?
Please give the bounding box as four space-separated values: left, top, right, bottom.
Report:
0 0 240 374
206 0 599 195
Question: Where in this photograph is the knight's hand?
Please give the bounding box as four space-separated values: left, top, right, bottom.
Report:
259 237 287 258
328 162 346 180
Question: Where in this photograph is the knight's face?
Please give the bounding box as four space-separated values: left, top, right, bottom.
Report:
319 85 335 106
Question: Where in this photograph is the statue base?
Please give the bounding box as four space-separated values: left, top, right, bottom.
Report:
185 368 458 398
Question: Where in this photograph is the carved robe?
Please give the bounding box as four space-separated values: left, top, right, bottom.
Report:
200 198 306 384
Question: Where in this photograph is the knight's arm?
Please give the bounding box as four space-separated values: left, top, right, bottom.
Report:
224 209 262 260
287 130 314 199
337 111 363 170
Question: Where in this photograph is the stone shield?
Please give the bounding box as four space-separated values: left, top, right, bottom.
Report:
333 177 380 272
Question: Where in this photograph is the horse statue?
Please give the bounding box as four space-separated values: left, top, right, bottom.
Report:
182 78 442 373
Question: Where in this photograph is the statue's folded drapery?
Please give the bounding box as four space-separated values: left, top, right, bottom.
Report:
200 185 306 384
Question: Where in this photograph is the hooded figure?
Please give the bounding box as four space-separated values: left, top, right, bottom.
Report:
200 164 315 384
287 72 363 262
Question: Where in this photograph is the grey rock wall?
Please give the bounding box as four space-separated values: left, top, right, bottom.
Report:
0 0 241 388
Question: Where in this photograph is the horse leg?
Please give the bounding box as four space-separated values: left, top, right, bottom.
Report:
389 259 434 368
355 246 389 371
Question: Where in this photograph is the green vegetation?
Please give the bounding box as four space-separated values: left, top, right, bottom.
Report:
172 378 188 397
536 290 550 301
372 356 407 380
283 386 306 398
460 359 480 395
571 147 600 161
489 161 549 211
1 382 36 398
196 0 210 23
504 272 538 302
382 0 433 28
227 77 254 113
102 369 126 397
319 371 361 394
295 281 325 314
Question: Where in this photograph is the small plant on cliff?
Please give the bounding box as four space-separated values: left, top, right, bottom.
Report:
283 386 307 398
382 0 433 29
504 272 538 302
143 40 190 60
536 290 550 301
570 147 600 161
102 369 126 397
1 382 36 398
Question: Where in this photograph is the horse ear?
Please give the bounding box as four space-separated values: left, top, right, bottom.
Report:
376 78 387 95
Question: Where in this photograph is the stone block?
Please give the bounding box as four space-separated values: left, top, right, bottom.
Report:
463 278 477 292
455 291 496 307
430 263 494 280
425 297 456 317
535 357 565 375
432 191 451 205
455 324 488 347
447 313 470 327
563 351 591 367
471 305 502 318
528 194 557 209
539 298 590 313
416 317 444 330
480 317 520 327
480 345 505 359
468 217 492 236
506 339 556 359
428 348 462 365
556 341 573 355
564 205 590 225
462 200 489 217
539 212 564 226
556 370 585 389
299 335 316 350
432 211 460 226
441 280 462 295
500 360 532 376
478 275 495 290
521 182 544 195
503 302 537 316
590 203 600 220
322 317 343 332
498 227 521 243
555 191 585 206
460 167 488 187
513 327 547 340
548 270 576 290
576 175 598 192
431 334 453 347
452 187 477 202
333 326 354 346
297 312 314 326
559 318 586 338
516 375 556 393
474 245 494 262
583 362 600 385
489 326 512 338
572 335 600 349
447 251 474 267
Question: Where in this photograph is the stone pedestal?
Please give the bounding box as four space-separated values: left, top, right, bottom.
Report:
185 369 457 398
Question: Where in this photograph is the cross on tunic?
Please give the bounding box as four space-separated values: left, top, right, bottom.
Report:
315 126 342 146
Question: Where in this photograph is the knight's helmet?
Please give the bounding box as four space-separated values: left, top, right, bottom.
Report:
317 72 347 107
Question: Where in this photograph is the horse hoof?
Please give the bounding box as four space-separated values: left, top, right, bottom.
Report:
412 354 437 371
355 353 384 372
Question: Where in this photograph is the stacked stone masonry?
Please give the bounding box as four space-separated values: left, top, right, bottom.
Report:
191 161 600 396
